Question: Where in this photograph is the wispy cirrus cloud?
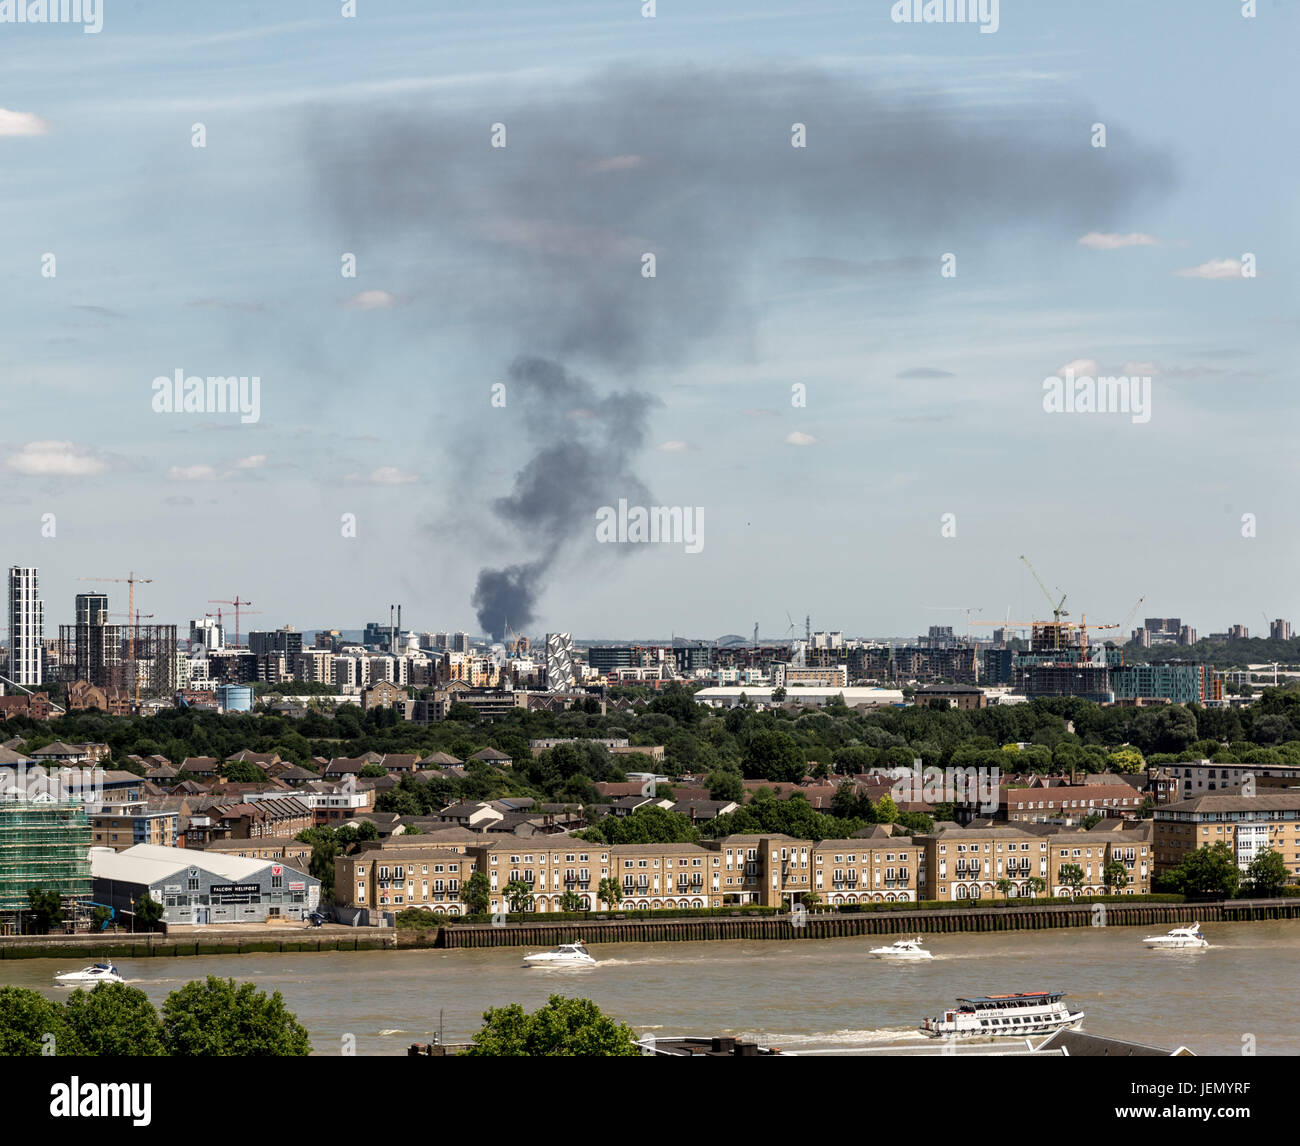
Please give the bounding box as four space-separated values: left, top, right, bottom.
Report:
346 466 419 484
1176 257 1245 280
1077 231 1159 250
341 290 401 310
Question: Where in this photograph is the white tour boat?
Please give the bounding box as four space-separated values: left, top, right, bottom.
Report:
920 991 1084 1038
54 962 124 985
1142 922 1208 949
522 941 597 968
869 936 933 960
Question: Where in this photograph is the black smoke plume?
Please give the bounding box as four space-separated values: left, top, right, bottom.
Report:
472 356 656 639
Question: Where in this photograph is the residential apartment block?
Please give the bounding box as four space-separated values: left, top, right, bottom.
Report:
1153 792 1300 877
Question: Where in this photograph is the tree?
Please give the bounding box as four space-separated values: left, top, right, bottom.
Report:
995 877 1014 902
873 794 900 823
743 729 806 783
1058 864 1085 898
0 986 77 1055
707 770 743 802
221 760 265 782
26 887 63 934
1107 747 1146 774
504 880 534 913
559 890 583 913
1245 848 1289 896
460 871 490 915
1103 860 1129 893
91 905 114 932
771 686 787 703
162 976 311 1056
461 995 640 1057
134 892 164 932
64 984 165 1056
1161 841 1240 899
801 891 821 908
598 877 623 910
1080 811 1103 830
1023 876 1046 899
359 763 389 778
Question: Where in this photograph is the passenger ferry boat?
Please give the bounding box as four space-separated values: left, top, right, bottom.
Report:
869 937 932 960
1142 922 1208 949
920 992 1084 1038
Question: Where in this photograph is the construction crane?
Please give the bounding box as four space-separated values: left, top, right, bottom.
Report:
79 572 153 701
924 605 984 638
1020 556 1068 649
207 597 260 648
1120 596 1145 640
108 612 155 704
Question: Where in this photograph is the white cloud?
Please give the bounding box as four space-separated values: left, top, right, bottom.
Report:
342 290 400 309
588 154 645 173
346 466 419 485
0 108 49 137
6 441 105 476
1055 358 1100 377
1176 258 1243 280
655 440 691 452
1077 232 1158 251
167 464 219 481
785 431 818 446
233 454 266 469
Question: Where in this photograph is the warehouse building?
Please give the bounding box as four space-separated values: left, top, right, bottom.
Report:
91 843 321 924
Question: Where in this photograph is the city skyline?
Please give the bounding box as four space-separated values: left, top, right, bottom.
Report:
4 558 1296 649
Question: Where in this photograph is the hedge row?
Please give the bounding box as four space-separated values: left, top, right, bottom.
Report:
825 893 1187 914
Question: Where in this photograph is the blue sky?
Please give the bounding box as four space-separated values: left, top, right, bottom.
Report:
2 1 1296 642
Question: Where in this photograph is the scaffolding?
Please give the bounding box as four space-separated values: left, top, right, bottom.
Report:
0 802 92 912
58 622 180 696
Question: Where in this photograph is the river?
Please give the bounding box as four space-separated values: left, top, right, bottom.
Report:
6 919 1296 1055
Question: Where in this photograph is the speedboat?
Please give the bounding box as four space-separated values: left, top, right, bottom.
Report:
1143 922 1208 949
869 936 933 960
921 991 1084 1038
54 963 123 985
522 941 596 968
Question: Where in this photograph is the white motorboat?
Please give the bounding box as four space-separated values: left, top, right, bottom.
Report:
522 941 597 968
1143 922 1208 949
921 991 1084 1038
869 936 933 960
54 962 123 985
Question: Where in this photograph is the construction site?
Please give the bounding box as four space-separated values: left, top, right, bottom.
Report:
0 802 91 920
58 622 180 697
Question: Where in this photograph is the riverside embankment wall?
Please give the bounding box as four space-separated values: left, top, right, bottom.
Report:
2 898 1296 958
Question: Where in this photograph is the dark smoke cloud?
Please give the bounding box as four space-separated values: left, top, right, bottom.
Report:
304 64 1176 635
471 357 657 638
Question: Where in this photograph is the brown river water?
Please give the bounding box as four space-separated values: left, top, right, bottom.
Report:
5 919 1297 1055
